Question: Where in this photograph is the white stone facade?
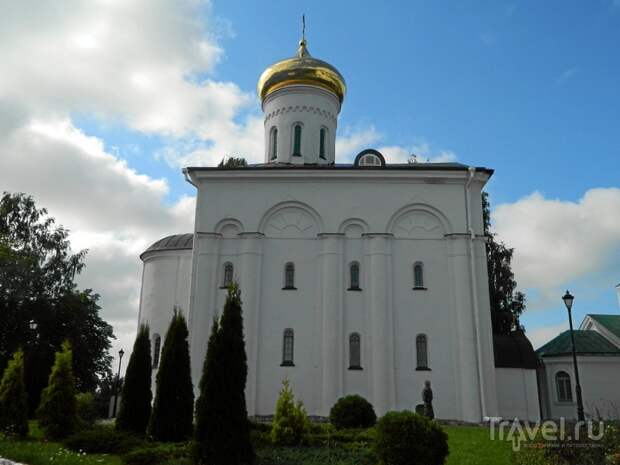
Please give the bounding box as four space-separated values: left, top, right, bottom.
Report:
138 166 503 421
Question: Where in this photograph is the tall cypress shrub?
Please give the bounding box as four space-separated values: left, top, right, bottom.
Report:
37 341 78 439
0 349 29 436
194 318 223 464
116 324 152 434
194 284 254 465
148 310 194 442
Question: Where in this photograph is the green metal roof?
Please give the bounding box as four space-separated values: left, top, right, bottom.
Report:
588 314 620 340
536 330 620 357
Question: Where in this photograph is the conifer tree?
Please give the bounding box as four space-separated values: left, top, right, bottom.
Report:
116 324 152 435
194 318 223 464
271 378 309 446
0 349 29 437
147 310 194 442
194 283 254 465
37 341 78 439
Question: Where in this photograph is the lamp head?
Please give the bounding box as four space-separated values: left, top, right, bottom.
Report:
562 290 574 311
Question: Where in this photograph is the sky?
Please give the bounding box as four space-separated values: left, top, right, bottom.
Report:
0 0 619 372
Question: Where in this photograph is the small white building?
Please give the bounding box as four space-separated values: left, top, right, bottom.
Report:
537 285 620 420
137 35 541 422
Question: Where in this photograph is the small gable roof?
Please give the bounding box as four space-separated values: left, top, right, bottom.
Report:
587 314 620 340
536 330 620 358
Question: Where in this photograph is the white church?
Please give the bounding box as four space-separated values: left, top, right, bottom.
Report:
137 35 541 423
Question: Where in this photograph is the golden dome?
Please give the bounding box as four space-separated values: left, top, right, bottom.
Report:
257 39 346 103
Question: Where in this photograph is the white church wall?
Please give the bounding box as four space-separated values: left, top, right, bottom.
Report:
542 356 620 420
138 249 192 392
254 238 322 415
182 168 495 420
495 368 540 421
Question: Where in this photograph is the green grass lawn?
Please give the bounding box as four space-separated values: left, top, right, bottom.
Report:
0 421 513 465
0 422 122 465
444 425 512 465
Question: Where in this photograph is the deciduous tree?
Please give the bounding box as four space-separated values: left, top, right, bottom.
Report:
0 192 114 413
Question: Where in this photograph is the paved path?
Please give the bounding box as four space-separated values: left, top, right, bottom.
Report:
0 458 22 465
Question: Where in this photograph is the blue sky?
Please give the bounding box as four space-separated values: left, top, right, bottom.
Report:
1 0 619 358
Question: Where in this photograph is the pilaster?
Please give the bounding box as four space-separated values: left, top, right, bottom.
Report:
239 232 264 416
318 233 345 414
364 233 395 416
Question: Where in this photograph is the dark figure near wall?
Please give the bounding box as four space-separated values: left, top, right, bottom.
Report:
422 380 434 420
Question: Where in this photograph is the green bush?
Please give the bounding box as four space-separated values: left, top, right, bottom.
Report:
374 410 448 465
75 392 97 428
305 425 375 448
122 442 191 465
0 349 29 437
330 395 377 429
255 445 376 465
271 378 310 446
37 341 78 440
64 426 145 454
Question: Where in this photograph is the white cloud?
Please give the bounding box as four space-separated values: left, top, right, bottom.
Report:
0 0 260 160
335 127 457 165
0 117 195 371
378 143 457 164
526 321 569 350
336 126 382 160
492 188 620 304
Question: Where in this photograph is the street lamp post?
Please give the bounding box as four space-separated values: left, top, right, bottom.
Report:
562 290 585 422
112 349 125 418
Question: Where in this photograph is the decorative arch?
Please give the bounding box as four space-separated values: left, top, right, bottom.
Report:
387 204 452 238
214 218 244 237
338 218 369 238
259 201 323 238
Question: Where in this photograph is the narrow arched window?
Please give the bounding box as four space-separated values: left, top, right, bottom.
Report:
413 262 425 289
283 262 296 289
293 124 302 156
349 262 361 290
319 128 326 159
349 333 362 369
270 127 278 160
416 334 429 370
556 371 573 402
222 262 233 288
152 334 161 369
282 329 294 366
